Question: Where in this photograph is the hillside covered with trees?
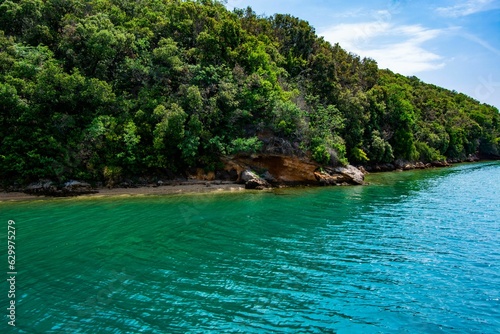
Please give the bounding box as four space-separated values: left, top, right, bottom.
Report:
1 0 499 186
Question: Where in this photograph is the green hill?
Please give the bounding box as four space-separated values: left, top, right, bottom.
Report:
1 0 499 186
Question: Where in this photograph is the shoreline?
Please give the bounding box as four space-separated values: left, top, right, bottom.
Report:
0 182 246 202
2 160 497 202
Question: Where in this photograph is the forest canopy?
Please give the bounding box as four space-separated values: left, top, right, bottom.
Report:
1 0 499 185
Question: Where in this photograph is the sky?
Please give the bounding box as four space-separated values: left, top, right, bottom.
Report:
225 0 500 109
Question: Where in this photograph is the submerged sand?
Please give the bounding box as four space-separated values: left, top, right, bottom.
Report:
0 182 246 202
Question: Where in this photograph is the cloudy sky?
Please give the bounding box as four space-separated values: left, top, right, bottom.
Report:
226 0 500 109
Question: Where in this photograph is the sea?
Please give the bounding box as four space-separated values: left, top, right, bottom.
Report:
1 161 499 333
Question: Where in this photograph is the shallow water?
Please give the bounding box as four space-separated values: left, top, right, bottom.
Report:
1 162 499 333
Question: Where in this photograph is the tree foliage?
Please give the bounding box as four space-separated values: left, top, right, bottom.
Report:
0 1 498 185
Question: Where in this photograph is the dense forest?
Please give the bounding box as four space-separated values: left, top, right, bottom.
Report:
1 0 499 186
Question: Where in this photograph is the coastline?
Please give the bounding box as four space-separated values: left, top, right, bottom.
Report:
0 181 246 202
2 160 497 202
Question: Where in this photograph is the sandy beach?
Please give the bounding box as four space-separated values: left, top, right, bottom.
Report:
0 181 246 202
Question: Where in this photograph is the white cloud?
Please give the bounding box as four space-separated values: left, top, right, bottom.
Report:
364 42 445 74
319 22 446 75
329 8 366 19
462 33 500 57
436 0 495 17
320 22 391 50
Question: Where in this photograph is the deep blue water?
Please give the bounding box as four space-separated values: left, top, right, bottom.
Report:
1 162 499 333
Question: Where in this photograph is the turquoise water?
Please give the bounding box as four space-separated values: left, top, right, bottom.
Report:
1 162 499 333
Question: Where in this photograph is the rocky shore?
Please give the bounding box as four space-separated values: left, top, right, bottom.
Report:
360 154 480 173
0 153 489 201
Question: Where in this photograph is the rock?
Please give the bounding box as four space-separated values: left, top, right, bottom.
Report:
432 160 450 167
245 178 270 190
332 165 365 185
315 165 365 186
24 180 56 195
63 180 88 189
240 170 259 183
415 162 426 169
62 180 96 195
383 163 396 171
314 171 341 185
262 171 277 183
224 155 366 187
467 154 479 162
136 177 148 186
357 166 368 174
394 160 405 169
240 170 270 190
224 154 319 185
25 179 96 196
370 163 396 172
403 163 415 170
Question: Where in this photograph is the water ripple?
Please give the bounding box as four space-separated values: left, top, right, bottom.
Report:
1 162 499 333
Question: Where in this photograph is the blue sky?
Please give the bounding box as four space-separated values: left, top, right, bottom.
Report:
226 0 500 109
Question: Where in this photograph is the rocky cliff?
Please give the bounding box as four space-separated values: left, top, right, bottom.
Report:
222 154 365 189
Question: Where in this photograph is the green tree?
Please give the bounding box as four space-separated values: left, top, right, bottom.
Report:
153 103 187 169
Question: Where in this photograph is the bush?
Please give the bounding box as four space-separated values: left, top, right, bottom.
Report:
369 131 394 163
312 144 330 165
351 146 369 163
311 135 348 166
228 137 263 154
103 166 122 187
415 142 445 162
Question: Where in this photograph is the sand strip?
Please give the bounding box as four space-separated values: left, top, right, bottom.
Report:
0 182 246 202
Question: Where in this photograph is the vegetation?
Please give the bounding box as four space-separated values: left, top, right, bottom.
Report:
1 0 499 185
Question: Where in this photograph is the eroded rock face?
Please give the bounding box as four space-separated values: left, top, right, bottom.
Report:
223 155 365 187
262 171 277 183
224 155 319 185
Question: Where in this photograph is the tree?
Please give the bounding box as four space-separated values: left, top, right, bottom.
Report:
1 0 499 186
153 103 187 169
